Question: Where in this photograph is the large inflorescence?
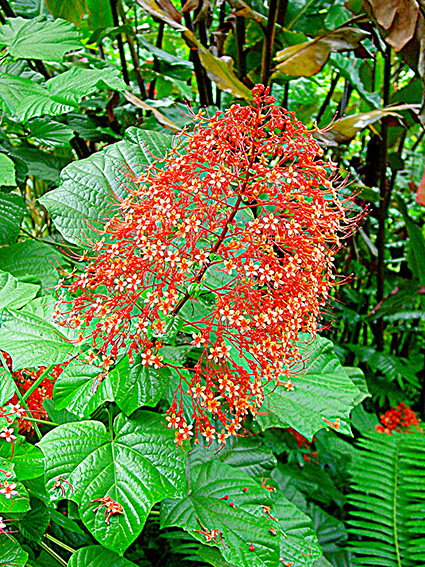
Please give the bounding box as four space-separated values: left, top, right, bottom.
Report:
55 85 357 446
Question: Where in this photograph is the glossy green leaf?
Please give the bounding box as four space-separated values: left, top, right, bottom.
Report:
189 436 277 479
396 197 425 288
258 335 364 440
53 362 114 418
161 460 320 567
0 192 26 245
0 536 28 567
39 128 173 245
45 67 126 107
69 545 139 567
0 307 77 370
29 117 74 146
0 478 30 514
0 442 44 480
0 240 67 289
38 411 185 553
18 496 50 541
1 16 82 61
0 71 47 115
86 0 114 29
0 152 16 186
110 355 171 415
0 270 39 311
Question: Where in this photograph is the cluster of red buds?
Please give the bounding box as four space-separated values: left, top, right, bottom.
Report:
376 402 423 434
54 84 358 446
287 428 318 464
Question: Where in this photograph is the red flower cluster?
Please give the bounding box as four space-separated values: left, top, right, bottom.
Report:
55 85 357 446
287 428 318 464
376 402 423 434
1 353 65 434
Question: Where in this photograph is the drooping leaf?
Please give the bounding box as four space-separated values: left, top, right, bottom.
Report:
46 67 126 107
86 0 114 29
257 335 364 440
0 536 29 567
44 0 87 26
109 355 171 415
274 27 368 77
18 496 51 541
135 0 185 30
0 71 47 115
396 196 425 288
69 545 139 566
0 192 26 245
53 362 114 418
38 411 186 553
28 117 74 146
330 53 381 108
0 240 67 289
39 128 173 245
0 307 77 370
0 152 16 186
123 91 182 132
1 16 82 61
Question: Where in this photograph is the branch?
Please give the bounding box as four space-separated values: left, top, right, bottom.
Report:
261 0 281 85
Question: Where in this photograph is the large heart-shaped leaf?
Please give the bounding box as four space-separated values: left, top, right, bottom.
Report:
39 128 172 245
161 461 320 567
0 440 44 480
257 336 365 440
38 411 185 553
53 362 114 418
109 355 172 415
69 545 139 567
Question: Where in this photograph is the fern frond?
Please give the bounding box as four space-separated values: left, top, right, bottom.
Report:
348 431 425 567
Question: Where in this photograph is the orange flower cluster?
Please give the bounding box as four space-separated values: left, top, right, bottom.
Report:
55 85 357 446
376 402 423 434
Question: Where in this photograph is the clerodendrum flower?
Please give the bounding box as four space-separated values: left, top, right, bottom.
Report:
55 84 358 446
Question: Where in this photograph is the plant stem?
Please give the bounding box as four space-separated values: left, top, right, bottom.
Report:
45 533 76 554
148 22 165 99
22 365 54 402
316 72 340 125
375 44 392 351
118 3 147 98
24 416 58 426
38 542 68 567
261 0 281 85
235 16 246 80
109 0 130 85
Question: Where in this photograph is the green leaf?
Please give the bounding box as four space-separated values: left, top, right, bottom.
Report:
44 0 87 26
0 442 44 480
39 128 173 245
0 152 16 186
0 307 77 370
13 146 71 182
110 355 171 415
45 67 126 107
15 92 74 123
53 362 114 418
0 240 67 289
257 335 364 440
0 536 29 567
161 460 319 567
189 436 277 479
0 478 30 514
86 0 113 29
0 368 15 405
69 545 139 567
18 496 50 541
0 192 26 245
0 71 47 115
0 270 39 310
396 197 425 287
1 16 82 61
38 411 186 553
29 117 74 146
330 53 381 108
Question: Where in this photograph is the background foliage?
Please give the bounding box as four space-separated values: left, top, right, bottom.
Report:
0 0 425 566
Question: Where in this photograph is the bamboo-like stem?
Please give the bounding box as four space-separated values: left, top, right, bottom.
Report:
38 541 67 567
375 44 392 351
261 0 281 86
45 533 76 554
118 3 147 98
148 22 165 99
109 0 130 85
